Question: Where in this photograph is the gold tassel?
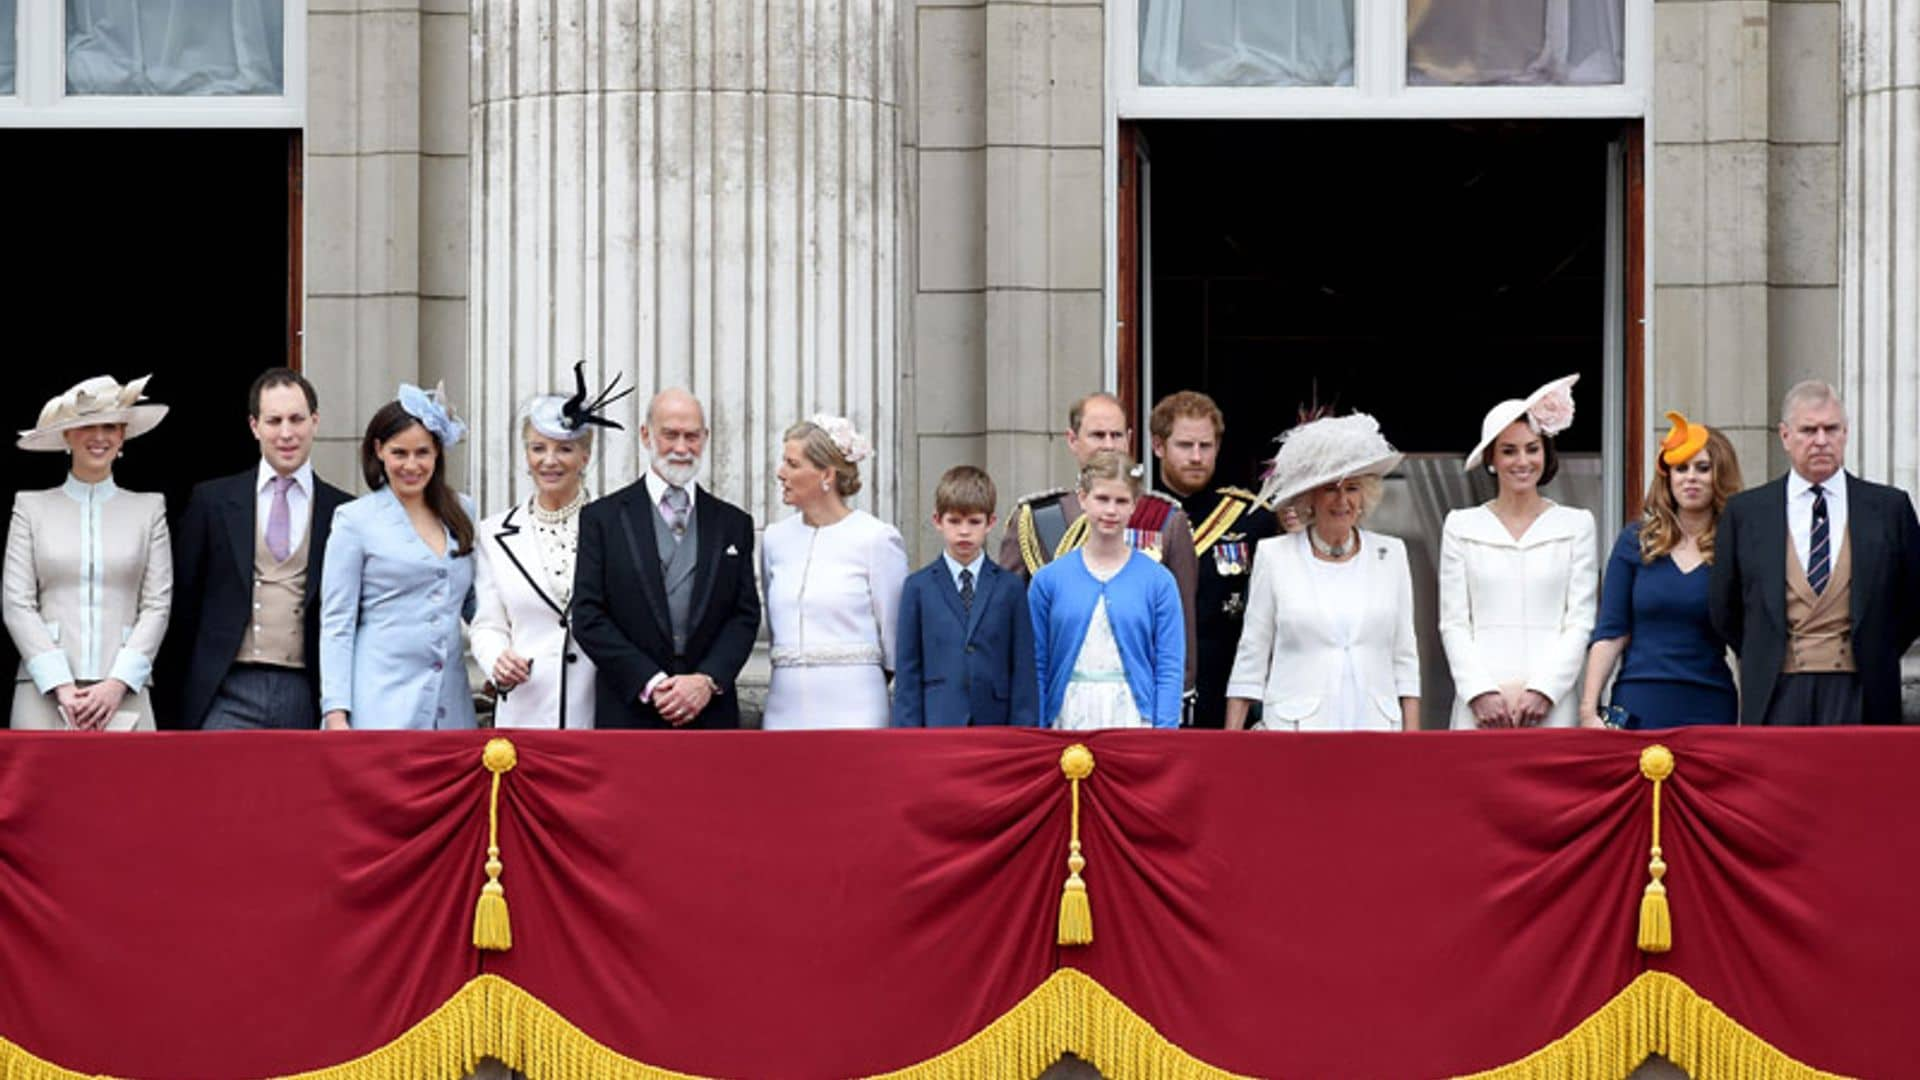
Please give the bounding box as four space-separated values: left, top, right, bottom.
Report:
1637 744 1675 954
474 737 519 952
1058 743 1096 947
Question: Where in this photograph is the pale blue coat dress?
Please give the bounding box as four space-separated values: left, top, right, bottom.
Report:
319 486 478 729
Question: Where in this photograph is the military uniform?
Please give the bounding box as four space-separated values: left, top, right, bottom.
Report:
1173 484 1279 729
997 488 1200 696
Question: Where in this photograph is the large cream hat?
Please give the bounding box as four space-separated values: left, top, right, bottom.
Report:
1255 412 1404 510
17 374 169 452
1463 373 1579 471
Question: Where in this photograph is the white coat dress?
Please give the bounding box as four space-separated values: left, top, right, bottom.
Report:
1438 502 1598 729
471 499 598 729
1226 529 1420 731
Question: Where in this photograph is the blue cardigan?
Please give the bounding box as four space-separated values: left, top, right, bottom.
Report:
1029 549 1185 728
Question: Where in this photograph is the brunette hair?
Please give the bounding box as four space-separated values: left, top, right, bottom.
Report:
360 401 475 556
1077 451 1143 496
934 465 997 517
1639 426 1742 565
1488 427 1562 487
249 367 319 417
783 420 862 497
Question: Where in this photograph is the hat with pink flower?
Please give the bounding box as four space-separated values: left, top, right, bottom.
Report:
1464 373 1579 471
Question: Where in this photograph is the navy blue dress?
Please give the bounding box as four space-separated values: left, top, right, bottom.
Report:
1591 524 1737 728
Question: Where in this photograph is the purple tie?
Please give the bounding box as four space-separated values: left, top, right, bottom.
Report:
266 475 294 562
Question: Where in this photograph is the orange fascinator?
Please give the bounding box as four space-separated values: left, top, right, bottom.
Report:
1659 410 1710 467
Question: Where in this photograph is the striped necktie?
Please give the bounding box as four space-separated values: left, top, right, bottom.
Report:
1808 484 1831 595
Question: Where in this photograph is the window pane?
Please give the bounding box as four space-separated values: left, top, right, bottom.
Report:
1 0 16 95
67 0 284 95
1141 0 1355 86
1407 0 1623 85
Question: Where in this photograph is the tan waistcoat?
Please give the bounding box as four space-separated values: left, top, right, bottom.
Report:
1783 531 1854 674
236 527 309 668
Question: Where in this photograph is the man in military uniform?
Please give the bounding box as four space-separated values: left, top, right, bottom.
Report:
1150 391 1280 729
997 392 1200 703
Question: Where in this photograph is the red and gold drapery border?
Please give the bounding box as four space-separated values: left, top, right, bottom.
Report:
0 728 1909 1079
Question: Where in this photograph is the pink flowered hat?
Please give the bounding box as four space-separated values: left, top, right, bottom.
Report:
1464 373 1579 471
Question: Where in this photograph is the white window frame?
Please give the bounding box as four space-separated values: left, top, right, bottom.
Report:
1111 0 1650 119
0 0 304 127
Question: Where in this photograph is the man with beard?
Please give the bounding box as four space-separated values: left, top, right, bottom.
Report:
573 388 761 728
1150 391 1280 729
997 391 1199 710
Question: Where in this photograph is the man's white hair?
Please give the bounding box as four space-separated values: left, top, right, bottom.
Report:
1779 380 1847 428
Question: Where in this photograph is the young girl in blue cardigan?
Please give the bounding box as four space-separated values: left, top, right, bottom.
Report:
1028 452 1186 729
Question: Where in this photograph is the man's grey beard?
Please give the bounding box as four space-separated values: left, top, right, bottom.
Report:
652 455 701 487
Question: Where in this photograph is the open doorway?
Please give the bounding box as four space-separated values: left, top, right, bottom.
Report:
0 129 298 723
1126 118 1638 721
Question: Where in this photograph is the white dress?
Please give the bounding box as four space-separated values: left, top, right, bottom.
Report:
760 508 910 730
1057 591 1149 731
1438 502 1598 729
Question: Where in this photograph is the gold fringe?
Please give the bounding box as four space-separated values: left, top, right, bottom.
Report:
1057 744 1096 947
0 969 1859 1080
1016 504 1046 575
1638 745 1675 954
474 738 518 952
1454 971 1854 1080
863 968 1248 1080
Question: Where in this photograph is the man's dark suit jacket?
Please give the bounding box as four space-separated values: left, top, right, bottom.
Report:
891 556 1039 727
1709 472 1920 725
164 466 351 729
571 479 761 728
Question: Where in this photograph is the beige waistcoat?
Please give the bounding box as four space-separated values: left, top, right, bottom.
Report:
1783 531 1855 674
236 526 310 668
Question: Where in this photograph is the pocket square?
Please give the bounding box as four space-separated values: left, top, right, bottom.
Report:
725 543 739 556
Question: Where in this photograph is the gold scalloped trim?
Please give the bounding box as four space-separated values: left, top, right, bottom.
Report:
1456 971 1852 1080
0 970 1857 1080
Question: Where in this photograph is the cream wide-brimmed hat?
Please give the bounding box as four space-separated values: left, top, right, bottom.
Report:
17 374 169 452
1463 373 1579 471
1255 412 1404 510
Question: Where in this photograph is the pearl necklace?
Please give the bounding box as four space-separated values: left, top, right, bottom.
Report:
530 487 587 524
1308 526 1358 559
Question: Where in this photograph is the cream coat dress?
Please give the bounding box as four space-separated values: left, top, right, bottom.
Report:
471 498 598 729
1438 502 1598 729
3 476 172 730
1227 529 1421 731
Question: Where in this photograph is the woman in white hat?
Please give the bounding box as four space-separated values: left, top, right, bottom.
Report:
1439 374 1598 729
1224 413 1420 731
3 375 172 730
470 364 628 729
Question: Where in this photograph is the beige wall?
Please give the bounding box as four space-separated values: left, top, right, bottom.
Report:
1650 0 1841 481
306 0 469 491
904 0 1107 562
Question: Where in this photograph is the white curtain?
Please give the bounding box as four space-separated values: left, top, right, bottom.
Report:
1407 0 1623 85
1 0 17 95
66 0 282 95
1140 0 1355 86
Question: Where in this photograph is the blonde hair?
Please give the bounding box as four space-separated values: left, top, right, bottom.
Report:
1640 426 1742 564
519 418 594 453
1077 451 1142 496
1288 474 1384 526
783 420 862 497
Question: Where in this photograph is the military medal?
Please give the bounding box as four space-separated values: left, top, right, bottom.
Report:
1213 536 1248 577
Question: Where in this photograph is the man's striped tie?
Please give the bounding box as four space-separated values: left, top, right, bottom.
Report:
1809 484 1831 595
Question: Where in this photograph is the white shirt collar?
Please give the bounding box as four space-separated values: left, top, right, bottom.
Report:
942 550 986 586
1787 468 1846 503
644 467 697 510
62 473 118 501
257 457 315 497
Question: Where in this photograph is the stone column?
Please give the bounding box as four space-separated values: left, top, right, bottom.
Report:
1840 0 1920 493
469 0 901 524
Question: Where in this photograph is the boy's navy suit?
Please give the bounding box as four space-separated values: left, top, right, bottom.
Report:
892 556 1039 726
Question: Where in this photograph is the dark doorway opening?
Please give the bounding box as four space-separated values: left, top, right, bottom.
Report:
0 128 297 722
1141 119 1615 487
